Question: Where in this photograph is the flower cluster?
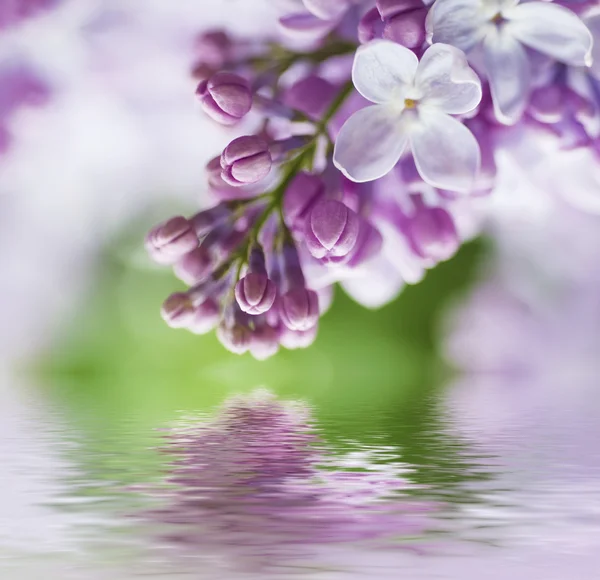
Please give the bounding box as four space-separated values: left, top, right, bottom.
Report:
136 390 433 571
148 0 597 358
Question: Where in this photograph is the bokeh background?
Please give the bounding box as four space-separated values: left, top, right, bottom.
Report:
2 1 600 578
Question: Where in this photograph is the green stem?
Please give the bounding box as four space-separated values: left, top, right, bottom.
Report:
318 79 354 130
218 79 355 280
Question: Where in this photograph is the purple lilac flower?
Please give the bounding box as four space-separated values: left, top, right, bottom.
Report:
135 390 434 572
148 0 598 358
426 0 593 124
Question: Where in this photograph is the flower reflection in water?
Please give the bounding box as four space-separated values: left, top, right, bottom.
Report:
135 389 434 574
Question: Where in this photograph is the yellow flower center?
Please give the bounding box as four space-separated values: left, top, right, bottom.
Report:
404 98 417 109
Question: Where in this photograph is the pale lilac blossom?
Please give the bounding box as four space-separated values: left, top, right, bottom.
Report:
333 40 482 191
426 0 594 124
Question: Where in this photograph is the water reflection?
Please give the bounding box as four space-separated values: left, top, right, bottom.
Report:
3 371 600 578
134 390 435 575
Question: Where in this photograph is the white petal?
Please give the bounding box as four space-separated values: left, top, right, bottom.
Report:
352 40 419 104
410 108 481 193
333 105 408 183
415 43 482 115
506 2 593 67
483 28 531 125
340 254 404 309
303 0 347 20
584 12 600 79
425 0 488 52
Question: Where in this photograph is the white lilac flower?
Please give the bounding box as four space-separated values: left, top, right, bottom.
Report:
426 0 594 125
333 40 483 192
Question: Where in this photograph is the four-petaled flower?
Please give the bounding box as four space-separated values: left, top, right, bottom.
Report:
426 0 593 124
333 40 482 192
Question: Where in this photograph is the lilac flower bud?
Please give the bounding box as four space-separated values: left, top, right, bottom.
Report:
407 204 459 262
383 8 427 49
361 0 427 49
305 200 360 260
220 135 272 186
235 273 277 315
281 243 307 290
161 293 195 328
174 246 213 285
206 157 255 201
283 172 327 231
249 324 280 360
175 222 245 285
196 72 252 125
145 216 198 265
358 8 384 44
344 219 384 268
279 287 320 331
191 31 232 81
282 75 336 120
217 323 252 354
190 202 233 237
279 323 318 350
188 299 221 335
235 244 277 315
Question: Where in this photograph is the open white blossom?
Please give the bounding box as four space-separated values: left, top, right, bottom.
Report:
333 40 482 192
426 0 594 124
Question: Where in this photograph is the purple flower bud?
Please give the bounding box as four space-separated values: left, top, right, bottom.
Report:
283 172 327 231
161 293 195 328
358 8 384 44
145 216 198 265
175 223 245 284
344 219 384 268
220 135 272 186
190 202 233 237
281 243 307 290
206 157 256 201
305 200 360 260
235 273 277 315
188 299 221 335
191 31 232 80
279 323 318 349
193 31 231 68
196 72 252 125
282 75 336 120
174 246 213 285
217 323 252 354
249 324 280 360
280 287 320 331
383 8 427 49
407 204 459 262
